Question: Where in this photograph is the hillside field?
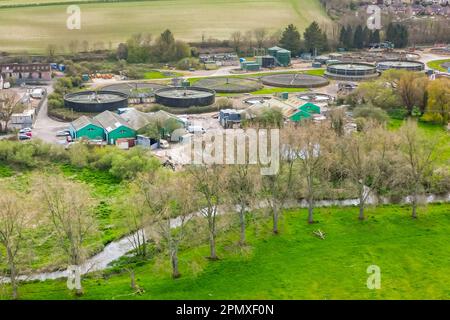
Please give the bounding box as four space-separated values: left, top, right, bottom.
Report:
0 0 331 53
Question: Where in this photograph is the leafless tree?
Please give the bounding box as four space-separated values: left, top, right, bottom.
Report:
253 28 268 48
188 164 224 260
0 188 34 299
339 124 392 220
38 176 97 295
225 164 258 245
398 120 438 218
230 31 242 53
0 91 25 133
136 170 198 277
291 123 334 224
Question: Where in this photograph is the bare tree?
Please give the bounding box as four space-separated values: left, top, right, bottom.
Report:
230 31 242 53
398 120 437 218
225 164 258 245
38 176 97 295
253 28 268 48
46 44 57 59
292 123 334 224
136 170 198 278
188 165 224 260
339 124 392 220
0 91 24 133
0 188 33 299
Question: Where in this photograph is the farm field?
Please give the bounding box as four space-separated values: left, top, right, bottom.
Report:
5 203 450 300
0 0 331 53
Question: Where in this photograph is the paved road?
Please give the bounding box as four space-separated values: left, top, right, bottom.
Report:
32 85 70 144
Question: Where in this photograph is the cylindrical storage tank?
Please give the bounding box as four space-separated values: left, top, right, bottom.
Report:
64 90 129 112
154 87 215 108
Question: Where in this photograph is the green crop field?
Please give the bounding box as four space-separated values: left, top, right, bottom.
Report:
0 0 331 53
5 203 450 300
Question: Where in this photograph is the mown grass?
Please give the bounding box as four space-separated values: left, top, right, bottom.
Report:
143 70 182 80
7 203 450 300
427 59 450 72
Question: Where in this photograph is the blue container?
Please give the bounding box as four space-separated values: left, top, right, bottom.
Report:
50 63 58 70
58 64 66 72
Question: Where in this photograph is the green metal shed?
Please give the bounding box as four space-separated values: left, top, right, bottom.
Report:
94 111 136 145
69 116 104 140
290 110 312 122
299 102 321 114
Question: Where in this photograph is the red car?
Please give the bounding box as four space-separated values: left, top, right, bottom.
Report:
25 131 32 137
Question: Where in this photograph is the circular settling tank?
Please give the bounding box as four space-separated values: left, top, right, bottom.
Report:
297 93 332 103
377 60 425 71
102 82 166 98
64 90 129 112
154 87 215 108
325 63 379 81
195 77 262 93
261 73 329 88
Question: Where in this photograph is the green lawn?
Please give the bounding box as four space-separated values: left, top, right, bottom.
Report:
6 203 450 300
0 0 331 53
426 59 450 72
143 70 182 79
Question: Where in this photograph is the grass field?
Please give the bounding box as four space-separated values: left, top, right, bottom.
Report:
5 203 450 300
0 0 331 53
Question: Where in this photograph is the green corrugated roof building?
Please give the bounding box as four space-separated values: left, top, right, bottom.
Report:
290 110 312 122
299 102 321 114
93 111 136 145
69 116 105 140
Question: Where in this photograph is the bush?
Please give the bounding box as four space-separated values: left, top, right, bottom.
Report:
353 105 389 124
388 108 408 120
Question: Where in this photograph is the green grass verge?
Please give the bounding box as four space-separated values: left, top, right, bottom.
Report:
7 203 450 300
143 70 182 80
426 59 450 72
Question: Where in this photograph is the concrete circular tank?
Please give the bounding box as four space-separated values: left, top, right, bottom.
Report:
325 63 379 81
261 73 329 88
154 87 215 108
377 60 425 71
64 90 129 112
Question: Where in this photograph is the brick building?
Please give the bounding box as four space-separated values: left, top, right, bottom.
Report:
0 63 52 83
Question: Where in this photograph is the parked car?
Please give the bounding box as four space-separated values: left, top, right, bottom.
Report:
187 126 206 134
19 127 32 134
18 134 31 140
56 130 71 137
159 139 170 149
25 131 32 137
